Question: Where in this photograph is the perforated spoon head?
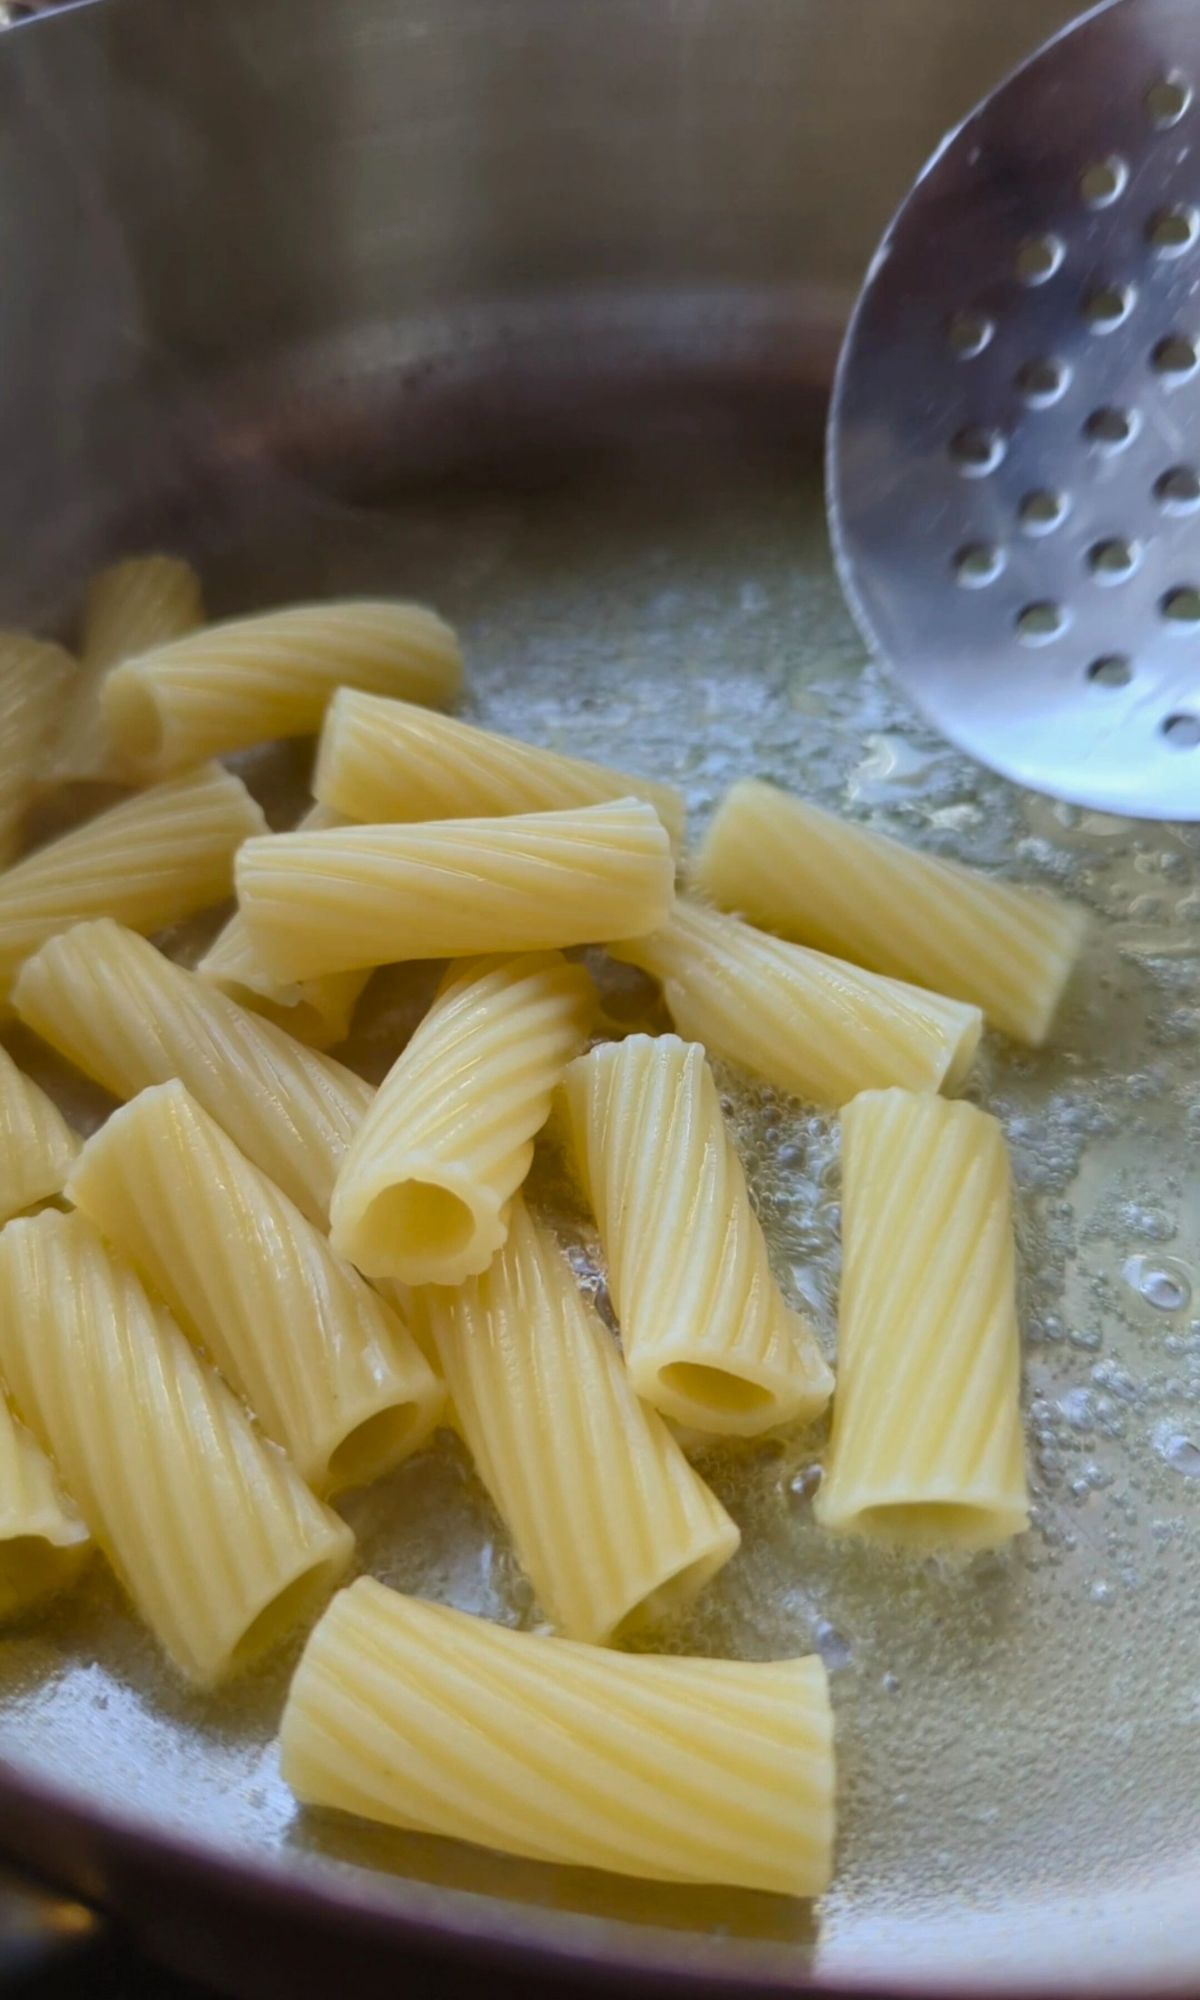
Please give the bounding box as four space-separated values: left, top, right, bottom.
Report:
828 0 1200 819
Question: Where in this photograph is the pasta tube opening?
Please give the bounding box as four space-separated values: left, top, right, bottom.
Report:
325 1400 432 1493
100 674 161 763
0 1532 89 1623
230 1551 353 1678
845 1498 1025 1553
655 1362 777 1421
351 1174 480 1279
614 1539 740 1642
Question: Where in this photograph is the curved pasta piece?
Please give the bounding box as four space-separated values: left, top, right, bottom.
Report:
12 920 371 1227
236 799 675 984
198 806 367 1050
610 900 981 1108
562 1035 832 1436
0 1042 79 1223
68 1083 443 1496
419 1198 739 1644
0 632 76 859
0 1210 353 1683
47 555 204 785
0 764 265 1007
281 1580 835 1898
0 1385 91 1622
697 780 1086 1047
331 952 594 1285
102 600 462 777
315 689 686 849
814 1088 1028 1551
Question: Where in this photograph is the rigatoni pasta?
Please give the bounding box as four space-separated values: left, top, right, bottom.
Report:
563 1035 832 1435
0 1210 353 1683
197 806 368 1050
315 689 687 849
697 779 1086 1046
0 1042 79 1223
0 763 265 1007
0 1385 91 1622
610 900 981 1107
418 1198 739 1644
46 554 204 786
281 1581 835 1897
236 798 675 984
814 1088 1028 1551
0 632 76 861
330 952 594 1285
67 1083 443 1496
102 600 462 777
12 920 370 1227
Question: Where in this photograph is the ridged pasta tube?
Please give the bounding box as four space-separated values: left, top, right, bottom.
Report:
0 632 76 859
315 690 687 849
102 600 462 777
236 799 675 984
419 1199 739 1643
697 780 1087 1046
197 806 368 1050
68 1083 443 1496
0 1386 91 1621
12 921 371 1227
47 555 204 785
814 1089 1029 1551
0 763 266 1007
281 1580 835 1898
0 1042 79 1223
0 1211 353 1683
562 1035 832 1436
610 901 981 1108
331 952 595 1285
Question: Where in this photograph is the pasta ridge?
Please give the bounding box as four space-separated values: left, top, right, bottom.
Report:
0 632 77 860
0 1042 79 1223
47 555 204 785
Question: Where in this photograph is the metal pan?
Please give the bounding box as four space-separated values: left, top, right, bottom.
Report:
0 1 1196 1994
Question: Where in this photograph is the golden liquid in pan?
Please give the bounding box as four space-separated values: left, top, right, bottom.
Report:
0 454 1196 1987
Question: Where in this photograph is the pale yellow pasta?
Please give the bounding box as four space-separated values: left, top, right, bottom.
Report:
610 900 981 1107
237 798 675 984
102 600 462 777
0 764 265 1008
67 1083 443 1496
698 780 1087 1046
563 1035 832 1436
0 1385 91 1622
197 806 368 1050
419 1198 739 1644
814 1089 1028 1551
0 632 76 859
0 1210 353 1683
0 1042 79 1223
281 1581 835 1897
46 555 204 785
314 689 687 849
331 952 594 1285
12 920 370 1227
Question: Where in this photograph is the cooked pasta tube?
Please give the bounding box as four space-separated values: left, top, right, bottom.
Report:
68 1083 443 1496
236 798 675 984
102 600 462 777
697 780 1086 1046
0 763 265 1007
331 952 594 1285
46 555 204 785
197 806 368 1050
0 1386 91 1621
610 901 981 1107
281 1581 835 1898
0 1042 78 1223
814 1089 1028 1550
0 1210 353 1683
0 633 76 859
12 921 371 1227
419 1198 739 1643
562 1035 832 1436
315 689 686 849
